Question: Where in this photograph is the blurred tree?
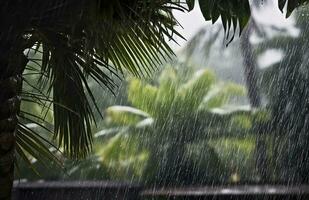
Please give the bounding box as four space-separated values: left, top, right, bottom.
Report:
257 5 309 183
183 10 268 182
240 17 269 182
99 66 262 186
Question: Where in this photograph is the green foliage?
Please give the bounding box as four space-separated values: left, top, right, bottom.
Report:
278 0 308 17
98 65 263 185
16 154 110 181
198 0 250 37
199 82 246 110
186 0 308 39
96 134 149 180
22 0 185 159
18 58 62 173
11 0 187 171
209 137 256 182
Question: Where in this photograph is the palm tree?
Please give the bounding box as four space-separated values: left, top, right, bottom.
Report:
0 1 188 199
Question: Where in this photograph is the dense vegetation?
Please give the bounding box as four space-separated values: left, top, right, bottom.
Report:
18 63 270 185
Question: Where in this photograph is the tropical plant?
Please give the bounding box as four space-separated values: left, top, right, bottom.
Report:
1 1 188 199
15 64 113 181
98 66 265 185
181 15 268 181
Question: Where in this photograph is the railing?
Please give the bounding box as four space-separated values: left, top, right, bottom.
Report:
13 182 309 200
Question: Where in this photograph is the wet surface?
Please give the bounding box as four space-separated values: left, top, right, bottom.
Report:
142 185 309 199
12 182 309 200
12 181 141 200
142 185 309 196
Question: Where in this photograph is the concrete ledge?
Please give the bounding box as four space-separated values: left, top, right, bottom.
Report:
12 182 309 200
141 185 309 199
12 181 141 200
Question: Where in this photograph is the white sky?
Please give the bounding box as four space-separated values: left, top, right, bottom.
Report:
168 0 300 69
169 1 210 51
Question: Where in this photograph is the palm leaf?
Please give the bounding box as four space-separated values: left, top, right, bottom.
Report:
13 0 187 162
278 0 308 17
186 0 308 39
16 122 62 170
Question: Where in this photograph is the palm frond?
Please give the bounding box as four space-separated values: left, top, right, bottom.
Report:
187 0 250 39
16 122 62 170
278 0 308 17
15 0 187 160
186 0 308 40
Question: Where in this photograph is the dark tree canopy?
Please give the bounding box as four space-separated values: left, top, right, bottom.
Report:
187 0 307 40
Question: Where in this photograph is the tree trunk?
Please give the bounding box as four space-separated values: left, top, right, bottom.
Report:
0 37 28 200
240 20 261 108
240 19 268 182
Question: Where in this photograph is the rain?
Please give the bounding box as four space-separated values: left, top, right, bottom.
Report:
2 0 309 199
